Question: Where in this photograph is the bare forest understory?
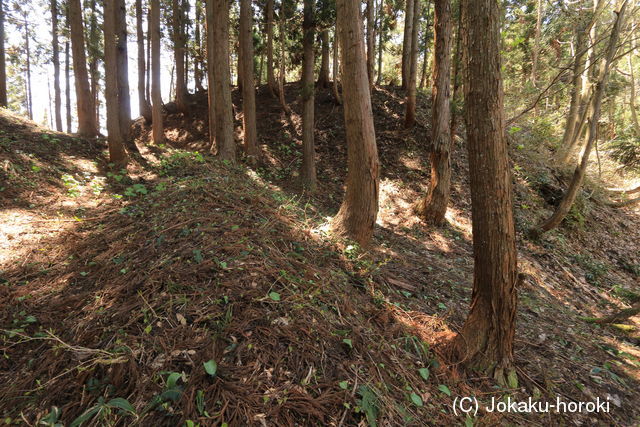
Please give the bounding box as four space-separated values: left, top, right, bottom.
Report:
1 84 639 425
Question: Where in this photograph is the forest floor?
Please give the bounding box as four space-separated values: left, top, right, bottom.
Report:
1 84 639 426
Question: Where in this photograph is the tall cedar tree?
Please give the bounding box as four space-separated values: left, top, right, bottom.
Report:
136 0 152 122
534 1 628 235
332 0 379 246
69 0 98 136
50 0 63 130
103 0 128 166
416 0 452 224
239 0 259 158
404 0 420 128
150 0 164 143
116 0 132 143
173 0 188 112
300 0 316 190
0 0 5 107
401 0 414 89
265 0 277 96
366 0 375 88
207 0 235 161
317 29 330 88
453 0 519 382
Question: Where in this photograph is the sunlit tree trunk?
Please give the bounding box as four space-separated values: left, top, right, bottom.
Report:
265 0 277 96
173 0 188 112
23 16 33 120
116 0 132 143
332 23 341 105
0 0 6 107
332 0 379 246
150 0 164 143
376 0 383 86
50 0 62 130
136 0 152 122
301 0 316 191
65 37 71 132
205 0 215 147
69 0 97 136
194 0 204 92
278 2 291 114
453 0 519 384
530 0 542 87
416 0 452 225
366 0 375 89
317 29 330 88
401 0 414 89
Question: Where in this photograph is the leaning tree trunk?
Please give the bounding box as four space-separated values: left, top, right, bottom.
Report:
300 0 316 191
173 0 188 113
136 0 152 122
208 0 235 161
534 1 628 235
401 0 415 89
317 29 330 88
50 0 63 130
104 0 128 167
0 0 6 107
265 0 277 96
150 0 164 143
404 0 420 128
416 0 452 225
332 0 379 247
239 0 259 158
69 0 97 136
453 0 519 384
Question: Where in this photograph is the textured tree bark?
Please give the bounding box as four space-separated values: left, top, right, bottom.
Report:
404 0 420 128
535 1 628 235
418 4 431 90
136 0 152 123
332 0 379 247
150 0 164 144
50 0 63 130
104 0 128 167
265 0 277 96
453 0 519 384
116 0 132 144
416 0 452 225
366 0 375 89
0 0 6 107
277 2 291 114
173 0 188 113
332 23 342 105
88 0 99 129
317 29 330 88
239 0 259 158
65 37 71 133
301 0 316 191
205 0 215 148
209 0 235 161
24 16 33 120
376 0 383 86
194 0 204 92
449 0 462 141
401 0 414 89
69 0 97 136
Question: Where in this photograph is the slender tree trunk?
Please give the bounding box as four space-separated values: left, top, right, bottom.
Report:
69 0 97 136
416 0 452 225
88 0 99 129
278 2 291 114
65 38 71 132
266 0 277 96
301 0 316 191
534 1 628 235
0 0 6 108
404 0 420 128
419 3 432 90
332 0 379 246
376 0 383 86
151 0 164 143
116 0 132 143
173 0 188 112
205 0 215 147
332 24 342 105
531 0 542 87
453 0 519 384
449 0 462 140
104 0 128 167
239 0 259 158
209 0 235 161
366 0 375 89
317 29 330 88
401 0 415 89
136 0 152 122
194 0 204 92
628 25 639 136
146 7 151 105
50 0 63 130
24 17 33 120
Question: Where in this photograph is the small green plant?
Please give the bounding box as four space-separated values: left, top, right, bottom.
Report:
355 385 379 427
124 183 148 197
70 397 136 427
61 174 82 197
159 151 205 176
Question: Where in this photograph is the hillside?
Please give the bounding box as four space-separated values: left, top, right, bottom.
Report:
1 83 640 426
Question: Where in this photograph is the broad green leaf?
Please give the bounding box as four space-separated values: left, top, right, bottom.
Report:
339 381 349 390
438 384 451 396
107 397 135 413
269 292 281 301
204 360 217 377
409 392 423 407
418 367 429 381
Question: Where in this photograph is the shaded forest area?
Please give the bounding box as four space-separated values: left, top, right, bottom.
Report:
1 0 640 426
